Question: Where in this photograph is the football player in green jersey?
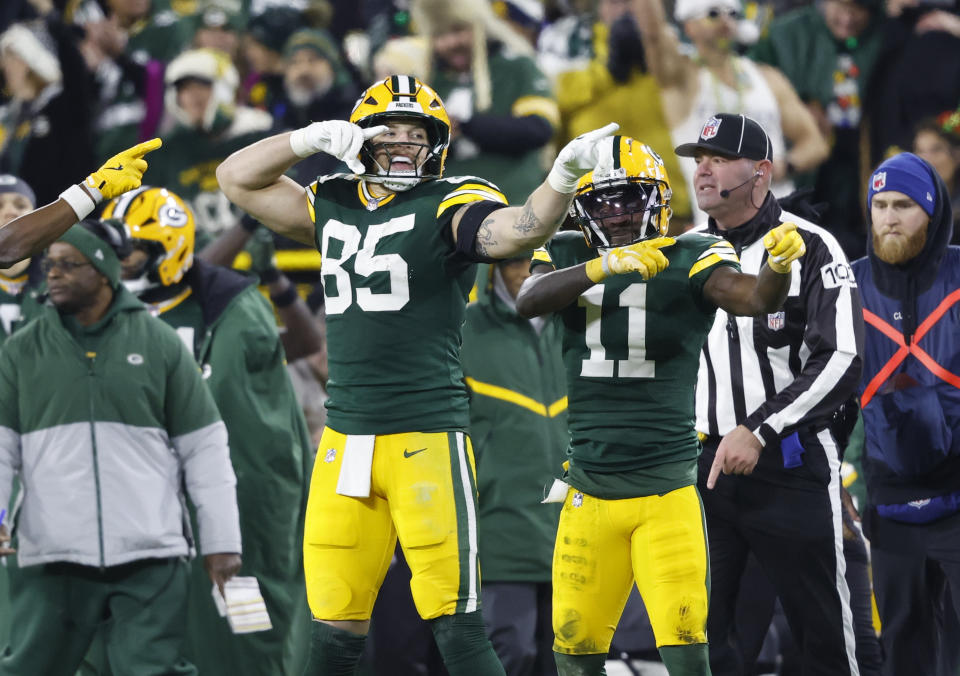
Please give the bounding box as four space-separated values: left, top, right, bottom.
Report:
514 136 806 676
216 74 621 676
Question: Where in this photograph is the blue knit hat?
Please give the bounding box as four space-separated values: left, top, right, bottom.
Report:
868 152 937 217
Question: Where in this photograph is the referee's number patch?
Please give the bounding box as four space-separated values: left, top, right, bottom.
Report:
820 261 857 289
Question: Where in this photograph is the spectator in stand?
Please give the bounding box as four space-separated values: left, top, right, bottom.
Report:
913 111 960 241
751 0 885 260
190 5 243 64
868 0 960 166
0 14 94 205
76 0 194 160
242 7 303 113
410 0 560 204
276 29 361 184
634 0 829 224
551 0 695 229
148 48 273 241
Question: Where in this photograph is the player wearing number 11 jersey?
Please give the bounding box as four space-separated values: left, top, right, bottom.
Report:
515 136 807 676
217 73 626 676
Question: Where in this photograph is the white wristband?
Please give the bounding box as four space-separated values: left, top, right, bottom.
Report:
546 166 578 194
289 128 315 158
59 184 97 221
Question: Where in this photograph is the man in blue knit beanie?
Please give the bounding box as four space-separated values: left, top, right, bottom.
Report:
853 150 960 676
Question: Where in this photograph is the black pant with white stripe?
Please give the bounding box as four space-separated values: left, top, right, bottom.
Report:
698 435 860 676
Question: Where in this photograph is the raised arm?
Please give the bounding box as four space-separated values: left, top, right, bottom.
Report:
633 0 692 89
216 121 389 247
760 66 829 174
215 133 318 247
703 222 805 315
0 139 161 266
451 123 621 259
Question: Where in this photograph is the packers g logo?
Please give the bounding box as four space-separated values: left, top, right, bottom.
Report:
159 203 189 228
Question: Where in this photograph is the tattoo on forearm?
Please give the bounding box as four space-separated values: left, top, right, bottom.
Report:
476 217 498 257
515 200 545 237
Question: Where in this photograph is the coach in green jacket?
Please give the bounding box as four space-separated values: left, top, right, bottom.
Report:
105 187 313 676
461 258 569 676
0 221 242 676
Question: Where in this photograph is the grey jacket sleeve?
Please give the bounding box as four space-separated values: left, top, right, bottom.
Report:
173 421 242 556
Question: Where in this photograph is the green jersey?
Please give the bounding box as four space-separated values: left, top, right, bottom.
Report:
308 174 508 435
535 231 740 497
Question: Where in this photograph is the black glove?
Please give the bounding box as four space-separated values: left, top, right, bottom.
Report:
607 12 647 83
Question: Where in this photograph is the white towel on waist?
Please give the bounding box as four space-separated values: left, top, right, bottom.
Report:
336 434 375 497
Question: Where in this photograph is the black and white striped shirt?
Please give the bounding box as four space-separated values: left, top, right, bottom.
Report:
694 197 865 452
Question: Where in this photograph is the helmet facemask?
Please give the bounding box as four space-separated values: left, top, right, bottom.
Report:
356 114 449 192
573 179 671 249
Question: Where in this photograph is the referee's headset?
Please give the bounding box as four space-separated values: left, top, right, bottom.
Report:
719 169 764 199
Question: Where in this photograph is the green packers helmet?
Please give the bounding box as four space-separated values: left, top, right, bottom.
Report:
349 75 451 190
571 136 673 248
102 186 195 292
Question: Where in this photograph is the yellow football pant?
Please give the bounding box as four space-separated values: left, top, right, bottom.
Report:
552 484 709 654
303 428 481 621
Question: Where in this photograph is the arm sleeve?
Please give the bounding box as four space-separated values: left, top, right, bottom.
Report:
742 233 866 446
460 113 555 154
164 335 242 555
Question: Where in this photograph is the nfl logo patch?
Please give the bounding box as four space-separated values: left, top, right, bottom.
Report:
701 117 722 140
572 492 583 508
324 448 337 463
872 171 886 191
767 311 785 331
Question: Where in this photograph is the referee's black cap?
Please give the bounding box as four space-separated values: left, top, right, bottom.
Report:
675 113 773 162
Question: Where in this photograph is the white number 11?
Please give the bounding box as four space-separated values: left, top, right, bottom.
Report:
578 283 656 378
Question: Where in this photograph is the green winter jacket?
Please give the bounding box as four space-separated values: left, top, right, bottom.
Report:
0 286 241 568
161 261 312 676
460 265 569 582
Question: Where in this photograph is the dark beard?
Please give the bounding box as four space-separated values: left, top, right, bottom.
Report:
873 226 927 265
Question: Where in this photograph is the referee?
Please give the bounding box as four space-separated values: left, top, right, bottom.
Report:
677 113 865 675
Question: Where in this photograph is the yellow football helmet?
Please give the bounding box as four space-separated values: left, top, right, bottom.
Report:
571 136 673 248
102 186 195 289
349 75 451 187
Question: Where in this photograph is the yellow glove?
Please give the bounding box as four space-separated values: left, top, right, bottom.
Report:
763 221 806 274
585 236 676 282
85 138 163 201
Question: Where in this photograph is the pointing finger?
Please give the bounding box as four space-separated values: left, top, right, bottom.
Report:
578 122 620 142
362 125 389 140
707 452 723 490
126 138 162 158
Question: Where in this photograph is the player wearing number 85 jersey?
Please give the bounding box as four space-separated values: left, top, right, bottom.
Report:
515 136 806 676
217 74 625 676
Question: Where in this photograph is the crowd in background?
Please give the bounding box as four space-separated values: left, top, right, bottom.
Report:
1 0 960 673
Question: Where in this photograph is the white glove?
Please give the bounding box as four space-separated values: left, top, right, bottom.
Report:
547 122 620 194
289 121 389 173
